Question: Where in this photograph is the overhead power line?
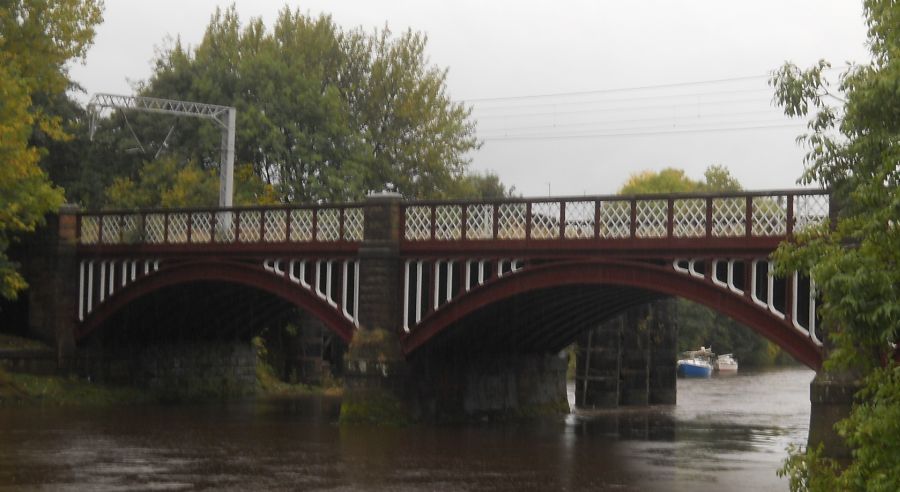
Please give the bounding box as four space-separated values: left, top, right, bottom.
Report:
471 96 778 120
463 74 770 103
480 123 803 141
476 110 793 134
461 66 848 104
470 87 773 113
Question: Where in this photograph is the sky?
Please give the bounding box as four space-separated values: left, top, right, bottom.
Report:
69 1 872 197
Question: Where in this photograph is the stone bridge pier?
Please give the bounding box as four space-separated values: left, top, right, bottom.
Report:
342 193 570 422
574 302 677 408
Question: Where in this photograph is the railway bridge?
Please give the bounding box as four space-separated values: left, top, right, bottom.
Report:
25 189 837 425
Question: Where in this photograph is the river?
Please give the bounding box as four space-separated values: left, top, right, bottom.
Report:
0 367 813 491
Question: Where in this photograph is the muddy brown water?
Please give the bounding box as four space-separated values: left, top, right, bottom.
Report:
0 367 813 491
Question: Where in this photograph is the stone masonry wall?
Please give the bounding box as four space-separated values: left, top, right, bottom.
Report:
139 342 258 399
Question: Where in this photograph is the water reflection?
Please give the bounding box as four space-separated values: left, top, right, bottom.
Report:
0 368 813 491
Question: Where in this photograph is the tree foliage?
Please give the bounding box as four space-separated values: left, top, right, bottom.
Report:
88 6 481 206
0 0 103 299
104 158 278 209
618 168 700 194
618 164 742 194
770 0 900 489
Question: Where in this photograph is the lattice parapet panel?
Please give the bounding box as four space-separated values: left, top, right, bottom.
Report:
101 216 120 244
343 208 364 241
238 211 262 242
497 203 526 239
634 200 667 238
190 212 213 243
673 198 705 238
712 198 745 237
78 207 365 245
215 212 236 242
794 194 830 232
316 209 341 241
75 193 829 245
289 209 313 241
530 202 560 239
752 196 787 236
145 214 166 244
80 216 100 244
405 206 431 240
120 215 141 244
565 201 595 239
466 204 493 239
167 213 189 243
598 201 631 238
263 210 287 242
434 205 462 240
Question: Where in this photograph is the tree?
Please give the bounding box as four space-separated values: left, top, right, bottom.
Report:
0 0 103 299
770 1 900 489
617 168 700 194
104 158 278 209
448 171 517 200
90 6 480 205
618 165 743 195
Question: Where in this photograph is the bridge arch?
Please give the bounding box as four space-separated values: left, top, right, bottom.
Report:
402 259 823 369
76 259 357 343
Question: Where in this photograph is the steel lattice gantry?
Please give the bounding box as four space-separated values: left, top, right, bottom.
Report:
87 93 236 208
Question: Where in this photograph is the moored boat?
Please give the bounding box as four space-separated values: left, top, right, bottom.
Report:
677 357 713 378
714 353 738 373
677 347 714 378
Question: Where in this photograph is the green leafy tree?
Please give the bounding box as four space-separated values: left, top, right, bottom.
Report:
448 171 516 199
105 158 278 209
0 0 103 299
617 168 701 194
702 164 743 192
91 6 480 205
770 1 900 489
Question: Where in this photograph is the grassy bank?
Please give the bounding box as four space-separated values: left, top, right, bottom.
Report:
0 367 152 406
0 333 341 406
0 333 48 350
256 354 342 399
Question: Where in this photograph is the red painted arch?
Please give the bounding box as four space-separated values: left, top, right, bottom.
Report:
402 259 823 369
76 259 356 343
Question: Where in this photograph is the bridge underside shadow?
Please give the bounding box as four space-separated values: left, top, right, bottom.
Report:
83 282 298 346
76 281 346 393
416 285 665 355
404 285 670 419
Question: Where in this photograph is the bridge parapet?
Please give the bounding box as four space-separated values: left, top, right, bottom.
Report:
400 189 829 248
76 204 365 247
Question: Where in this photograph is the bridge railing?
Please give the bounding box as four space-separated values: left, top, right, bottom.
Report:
400 190 830 243
76 204 365 246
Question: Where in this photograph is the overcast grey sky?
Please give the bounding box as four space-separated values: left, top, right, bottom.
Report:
69 1 871 197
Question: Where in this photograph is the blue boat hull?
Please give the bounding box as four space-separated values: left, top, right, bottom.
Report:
677 362 712 378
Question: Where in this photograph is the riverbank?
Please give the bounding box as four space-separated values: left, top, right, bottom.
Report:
0 333 341 406
0 364 341 407
0 367 153 406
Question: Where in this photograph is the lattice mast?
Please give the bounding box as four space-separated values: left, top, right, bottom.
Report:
87 93 236 208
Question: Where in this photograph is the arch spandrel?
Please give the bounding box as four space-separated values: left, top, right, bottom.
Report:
76 259 356 343
401 259 823 369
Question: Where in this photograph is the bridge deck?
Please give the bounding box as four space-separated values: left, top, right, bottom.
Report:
75 189 830 256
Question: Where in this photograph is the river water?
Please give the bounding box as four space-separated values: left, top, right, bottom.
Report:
0 367 813 491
